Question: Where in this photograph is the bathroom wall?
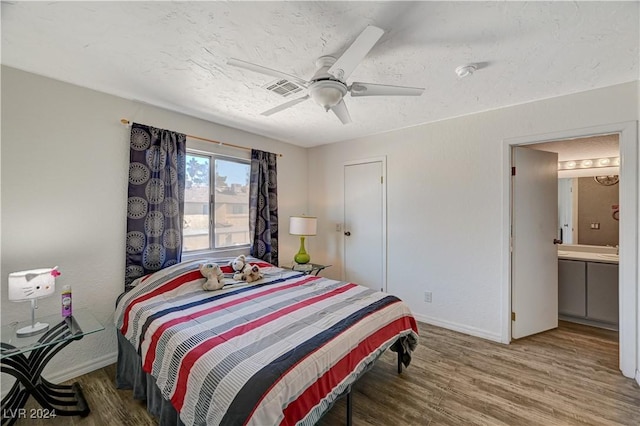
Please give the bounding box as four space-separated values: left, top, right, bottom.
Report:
577 176 619 246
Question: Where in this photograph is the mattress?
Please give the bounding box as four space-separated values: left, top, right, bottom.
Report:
115 257 418 425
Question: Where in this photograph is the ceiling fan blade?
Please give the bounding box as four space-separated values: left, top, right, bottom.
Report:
228 58 309 87
327 26 384 81
330 99 352 124
349 82 425 97
261 95 310 116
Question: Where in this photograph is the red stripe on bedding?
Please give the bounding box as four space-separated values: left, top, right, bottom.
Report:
120 270 203 335
171 282 358 411
278 315 417 426
142 276 320 372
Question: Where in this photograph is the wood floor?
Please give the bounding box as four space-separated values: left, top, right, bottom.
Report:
14 321 640 425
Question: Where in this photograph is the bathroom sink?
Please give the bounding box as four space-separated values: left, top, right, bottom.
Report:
597 253 619 260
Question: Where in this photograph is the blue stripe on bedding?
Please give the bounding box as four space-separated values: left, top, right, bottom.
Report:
136 272 306 352
218 295 401 426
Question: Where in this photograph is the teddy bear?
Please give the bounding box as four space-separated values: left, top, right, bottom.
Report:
233 264 264 283
229 255 247 274
200 263 225 291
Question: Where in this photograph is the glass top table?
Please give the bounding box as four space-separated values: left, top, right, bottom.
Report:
284 262 332 276
1 309 104 359
1 309 104 424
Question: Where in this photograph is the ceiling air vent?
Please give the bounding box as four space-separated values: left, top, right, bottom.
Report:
263 79 304 98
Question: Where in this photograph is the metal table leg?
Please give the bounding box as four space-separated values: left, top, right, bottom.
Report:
1 320 90 425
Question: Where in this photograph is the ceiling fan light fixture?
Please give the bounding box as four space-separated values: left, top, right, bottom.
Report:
309 80 347 109
455 64 477 78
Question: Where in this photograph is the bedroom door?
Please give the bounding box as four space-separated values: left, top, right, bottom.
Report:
344 159 386 292
511 147 559 339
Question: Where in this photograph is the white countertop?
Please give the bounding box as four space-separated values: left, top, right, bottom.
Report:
558 250 619 264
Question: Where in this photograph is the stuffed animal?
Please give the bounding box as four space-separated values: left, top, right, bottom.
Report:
233 264 264 283
200 263 225 291
229 255 247 273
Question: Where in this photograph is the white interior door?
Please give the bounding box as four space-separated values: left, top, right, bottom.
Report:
558 178 574 244
344 161 384 291
512 147 559 339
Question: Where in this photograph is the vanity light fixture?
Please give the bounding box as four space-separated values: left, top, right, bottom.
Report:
558 156 620 171
598 158 611 166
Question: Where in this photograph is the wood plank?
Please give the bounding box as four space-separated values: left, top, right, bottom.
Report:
12 321 640 425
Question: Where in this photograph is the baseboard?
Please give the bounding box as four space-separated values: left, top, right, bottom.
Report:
1 351 117 399
558 314 618 331
412 313 503 343
50 351 118 384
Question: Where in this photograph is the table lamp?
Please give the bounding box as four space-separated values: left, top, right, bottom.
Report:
8 267 60 337
289 216 317 264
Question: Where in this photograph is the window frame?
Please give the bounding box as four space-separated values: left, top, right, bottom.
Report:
182 147 251 259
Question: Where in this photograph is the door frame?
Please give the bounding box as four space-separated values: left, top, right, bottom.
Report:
501 121 638 379
343 156 387 291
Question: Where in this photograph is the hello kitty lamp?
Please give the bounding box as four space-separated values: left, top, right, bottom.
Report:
8 267 60 337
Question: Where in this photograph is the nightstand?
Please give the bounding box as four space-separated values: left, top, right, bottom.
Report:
287 263 331 276
1 309 103 424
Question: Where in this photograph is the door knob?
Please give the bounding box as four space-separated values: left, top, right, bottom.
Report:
553 238 563 245
344 231 351 236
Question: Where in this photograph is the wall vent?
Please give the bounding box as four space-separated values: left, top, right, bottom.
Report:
263 79 304 98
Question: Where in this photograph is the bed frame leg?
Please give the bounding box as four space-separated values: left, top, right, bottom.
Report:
346 390 352 426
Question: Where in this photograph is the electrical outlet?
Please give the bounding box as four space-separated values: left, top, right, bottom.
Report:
336 223 342 232
424 291 432 303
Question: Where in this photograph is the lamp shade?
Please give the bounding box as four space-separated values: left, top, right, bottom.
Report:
309 81 347 109
8 267 57 302
289 216 317 236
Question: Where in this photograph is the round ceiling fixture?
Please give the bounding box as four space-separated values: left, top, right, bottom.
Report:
309 80 347 110
594 175 619 186
455 64 477 78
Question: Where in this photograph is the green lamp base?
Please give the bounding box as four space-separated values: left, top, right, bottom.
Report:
294 236 311 264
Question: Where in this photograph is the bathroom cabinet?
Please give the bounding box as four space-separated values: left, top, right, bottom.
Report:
586 262 619 323
558 260 586 317
558 259 618 327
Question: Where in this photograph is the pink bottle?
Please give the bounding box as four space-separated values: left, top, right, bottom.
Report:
62 285 72 317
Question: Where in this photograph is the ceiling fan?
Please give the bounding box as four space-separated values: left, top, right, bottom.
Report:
228 25 425 124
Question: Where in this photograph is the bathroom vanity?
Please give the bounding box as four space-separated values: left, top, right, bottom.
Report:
558 244 619 330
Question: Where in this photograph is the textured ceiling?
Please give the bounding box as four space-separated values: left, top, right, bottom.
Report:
2 1 638 147
530 134 619 162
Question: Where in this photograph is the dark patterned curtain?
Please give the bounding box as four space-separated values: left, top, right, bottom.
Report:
249 149 278 265
125 123 186 285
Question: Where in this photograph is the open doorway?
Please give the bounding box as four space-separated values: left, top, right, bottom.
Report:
502 122 638 379
530 134 620 330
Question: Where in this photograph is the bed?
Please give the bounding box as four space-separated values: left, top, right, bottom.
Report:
115 257 418 426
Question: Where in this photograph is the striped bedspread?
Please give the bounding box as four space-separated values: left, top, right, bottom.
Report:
115 257 419 426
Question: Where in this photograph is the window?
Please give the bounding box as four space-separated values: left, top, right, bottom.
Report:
183 151 251 253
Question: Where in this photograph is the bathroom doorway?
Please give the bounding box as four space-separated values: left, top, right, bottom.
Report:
529 134 620 330
503 121 638 379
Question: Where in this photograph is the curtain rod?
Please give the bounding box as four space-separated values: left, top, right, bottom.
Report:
120 119 282 157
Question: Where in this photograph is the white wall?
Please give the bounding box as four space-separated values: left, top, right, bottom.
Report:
0 66 308 386
308 81 639 344
2 65 637 386
637 81 640 386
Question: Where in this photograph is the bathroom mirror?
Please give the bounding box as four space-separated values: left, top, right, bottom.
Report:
558 177 619 246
